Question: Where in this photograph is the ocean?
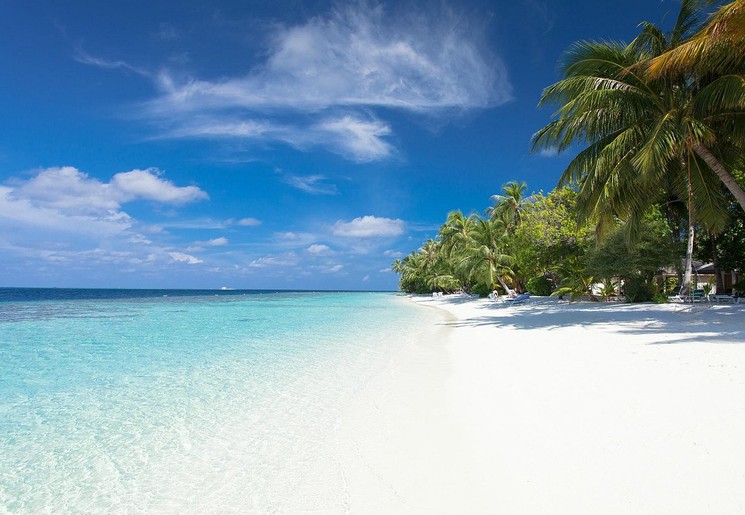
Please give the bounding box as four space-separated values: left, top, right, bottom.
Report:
0 289 438 513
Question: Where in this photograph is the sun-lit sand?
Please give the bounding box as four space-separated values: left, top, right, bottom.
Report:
285 295 745 514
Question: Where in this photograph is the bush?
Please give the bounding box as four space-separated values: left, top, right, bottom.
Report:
734 279 745 295
470 283 492 298
526 276 553 296
624 277 654 302
652 293 669 303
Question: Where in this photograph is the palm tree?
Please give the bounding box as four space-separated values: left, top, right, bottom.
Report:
532 0 742 294
646 0 745 79
642 0 745 211
439 211 475 257
488 181 528 232
459 217 514 294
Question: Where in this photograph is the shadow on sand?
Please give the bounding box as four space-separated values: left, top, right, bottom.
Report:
429 297 745 345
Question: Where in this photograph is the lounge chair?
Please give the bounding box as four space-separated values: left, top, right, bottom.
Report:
713 294 736 303
505 293 530 304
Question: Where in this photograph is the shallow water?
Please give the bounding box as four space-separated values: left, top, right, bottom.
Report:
0 290 435 513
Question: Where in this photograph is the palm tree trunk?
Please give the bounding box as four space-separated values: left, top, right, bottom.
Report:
496 273 512 295
682 220 695 296
693 143 745 212
710 234 724 294
682 170 695 296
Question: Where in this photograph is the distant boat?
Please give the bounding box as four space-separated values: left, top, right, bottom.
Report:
220 287 234 291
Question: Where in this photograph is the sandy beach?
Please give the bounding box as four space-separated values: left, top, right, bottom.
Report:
286 295 745 514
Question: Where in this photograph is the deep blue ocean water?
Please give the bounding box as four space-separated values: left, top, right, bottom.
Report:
0 289 438 513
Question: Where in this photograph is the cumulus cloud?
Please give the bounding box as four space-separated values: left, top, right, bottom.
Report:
332 215 405 238
12 166 207 213
132 2 510 161
0 185 132 237
0 167 209 276
111 169 207 204
168 252 203 264
307 244 334 256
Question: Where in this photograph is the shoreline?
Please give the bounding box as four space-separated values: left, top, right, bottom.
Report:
289 294 745 513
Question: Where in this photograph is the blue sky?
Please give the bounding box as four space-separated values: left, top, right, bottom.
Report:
0 0 678 290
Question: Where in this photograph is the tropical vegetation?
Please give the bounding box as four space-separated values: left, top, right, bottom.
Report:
393 0 745 301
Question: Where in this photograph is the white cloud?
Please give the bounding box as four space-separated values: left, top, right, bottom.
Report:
248 253 299 268
148 3 508 114
111 169 208 204
134 2 510 161
283 174 338 195
362 275 370 282
307 244 333 256
332 215 405 238
12 166 207 213
199 237 229 247
73 49 151 77
237 217 262 226
383 249 403 258
0 167 210 276
314 116 393 162
0 184 133 237
325 264 343 273
168 252 203 264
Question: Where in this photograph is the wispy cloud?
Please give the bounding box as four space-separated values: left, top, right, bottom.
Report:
168 251 203 264
120 2 511 162
236 217 262 226
282 174 338 195
147 3 509 113
73 48 151 77
248 252 300 268
195 237 229 247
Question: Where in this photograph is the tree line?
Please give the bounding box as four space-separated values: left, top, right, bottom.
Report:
394 0 745 300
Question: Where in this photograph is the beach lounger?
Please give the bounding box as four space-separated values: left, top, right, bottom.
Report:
505 293 530 304
713 294 736 303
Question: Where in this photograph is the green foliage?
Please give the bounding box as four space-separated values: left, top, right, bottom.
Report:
661 277 679 295
598 280 619 300
512 187 592 282
652 293 670 303
623 277 655 303
550 257 594 301
734 279 745 295
526 276 553 296
585 210 681 281
696 200 745 273
470 283 492 298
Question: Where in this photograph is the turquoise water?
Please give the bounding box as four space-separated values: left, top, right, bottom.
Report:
0 290 437 513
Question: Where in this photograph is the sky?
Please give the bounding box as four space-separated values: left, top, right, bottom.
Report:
0 0 681 290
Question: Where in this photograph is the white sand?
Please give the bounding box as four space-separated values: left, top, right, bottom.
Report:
285 296 745 514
